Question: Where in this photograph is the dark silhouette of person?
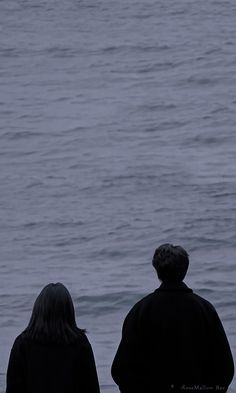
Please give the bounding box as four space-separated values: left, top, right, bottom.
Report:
6 283 100 393
111 244 234 393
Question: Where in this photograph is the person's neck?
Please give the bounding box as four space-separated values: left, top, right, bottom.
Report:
158 281 192 292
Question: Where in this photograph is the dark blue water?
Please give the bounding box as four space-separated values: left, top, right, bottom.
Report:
0 0 235 391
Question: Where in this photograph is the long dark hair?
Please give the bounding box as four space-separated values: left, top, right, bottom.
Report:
23 283 85 344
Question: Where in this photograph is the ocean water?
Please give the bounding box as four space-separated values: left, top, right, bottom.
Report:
0 0 235 391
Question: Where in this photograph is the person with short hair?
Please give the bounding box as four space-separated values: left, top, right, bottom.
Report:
6 283 100 393
111 244 234 393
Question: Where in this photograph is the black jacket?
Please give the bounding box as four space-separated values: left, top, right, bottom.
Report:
111 282 234 393
6 333 100 393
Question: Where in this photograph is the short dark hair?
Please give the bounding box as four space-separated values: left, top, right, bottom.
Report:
23 283 85 344
152 243 189 283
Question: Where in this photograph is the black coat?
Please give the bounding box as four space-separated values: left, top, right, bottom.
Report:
6 333 100 393
111 282 234 393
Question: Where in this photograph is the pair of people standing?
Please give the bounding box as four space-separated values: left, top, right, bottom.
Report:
6 244 234 393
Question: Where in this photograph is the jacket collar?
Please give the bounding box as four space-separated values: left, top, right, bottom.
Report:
157 281 193 293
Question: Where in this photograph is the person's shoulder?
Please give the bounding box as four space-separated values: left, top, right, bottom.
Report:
125 291 156 318
10 332 30 356
132 291 156 308
190 291 217 313
120 292 155 330
74 330 93 349
13 332 27 346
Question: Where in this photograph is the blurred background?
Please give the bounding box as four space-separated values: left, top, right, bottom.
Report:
0 0 235 391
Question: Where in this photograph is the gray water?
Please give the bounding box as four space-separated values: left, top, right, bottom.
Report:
0 0 236 391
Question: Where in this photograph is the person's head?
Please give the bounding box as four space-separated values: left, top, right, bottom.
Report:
24 283 84 344
152 243 189 283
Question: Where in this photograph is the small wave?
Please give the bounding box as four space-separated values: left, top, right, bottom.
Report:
65 125 88 134
0 294 34 314
3 219 85 232
204 47 222 56
195 288 215 295
210 106 229 114
136 61 176 73
26 180 44 189
192 134 228 145
99 43 170 56
215 299 236 309
156 120 188 131
214 192 236 199
133 13 153 20
2 130 42 141
100 45 122 54
44 46 80 58
0 48 21 58
75 291 145 316
141 103 176 113
170 8 188 16
185 75 220 86
0 109 15 116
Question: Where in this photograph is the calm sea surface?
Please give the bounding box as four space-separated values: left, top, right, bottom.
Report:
0 0 235 391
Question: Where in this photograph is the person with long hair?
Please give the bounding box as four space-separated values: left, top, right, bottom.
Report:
6 283 100 393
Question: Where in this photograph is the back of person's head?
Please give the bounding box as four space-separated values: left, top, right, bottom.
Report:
24 283 84 344
152 243 189 283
